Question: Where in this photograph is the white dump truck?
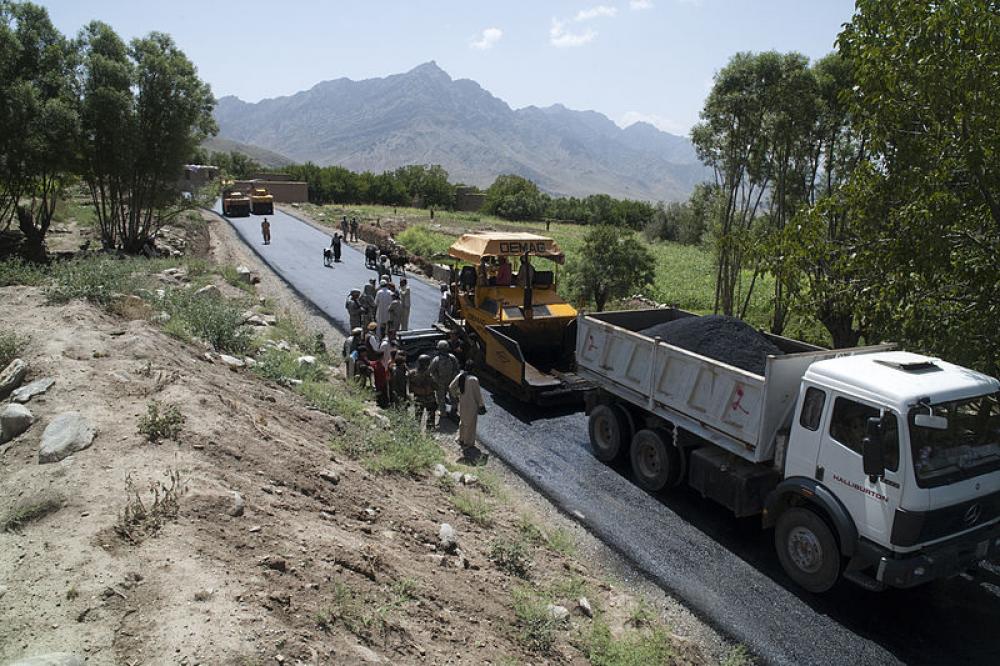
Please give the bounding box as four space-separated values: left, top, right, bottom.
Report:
576 308 1000 592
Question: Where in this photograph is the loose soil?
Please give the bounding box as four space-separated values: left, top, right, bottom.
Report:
0 215 732 665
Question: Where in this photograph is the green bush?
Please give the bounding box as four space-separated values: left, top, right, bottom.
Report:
583 622 675 666
337 407 443 476
47 256 141 304
451 491 494 526
489 537 533 578
397 225 454 258
161 290 251 354
0 258 48 287
512 585 560 653
0 329 26 368
137 401 186 442
300 380 367 422
253 348 328 383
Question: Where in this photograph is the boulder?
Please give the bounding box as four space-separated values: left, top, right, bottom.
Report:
449 471 463 485
546 604 570 623
319 469 340 485
38 413 96 464
576 596 594 618
152 311 171 324
296 355 317 366
7 654 84 666
0 358 28 400
461 473 479 486
0 404 34 444
219 354 245 368
194 284 221 299
438 523 458 553
235 265 254 284
228 492 245 517
11 377 54 404
431 463 448 478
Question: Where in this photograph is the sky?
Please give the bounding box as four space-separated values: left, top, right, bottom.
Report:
40 0 857 137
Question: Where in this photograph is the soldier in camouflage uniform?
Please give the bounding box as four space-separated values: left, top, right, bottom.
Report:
408 354 437 429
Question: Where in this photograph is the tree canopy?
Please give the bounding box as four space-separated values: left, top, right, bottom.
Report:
564 225 655 312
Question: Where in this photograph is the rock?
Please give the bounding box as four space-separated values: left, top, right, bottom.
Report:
261 556 287 572
279 378 303 387
449 471 463 485
194 284 221 299
296 355 316 366
438 523 458 553
576 596 594 618
8 654 85 666
246 315 270 327
331 416 347 432
546 604 570 623
219 354 245 368
275 340 291 352
152 311 171 324
228 492 245 517
38 413 95 463
319 469 340 485
235 265 254 284
243 357 257 368
350 644 383 663
461 473 479 486
0 403 34 444
0 584 7 598
0 358 28 399
432 464 448 478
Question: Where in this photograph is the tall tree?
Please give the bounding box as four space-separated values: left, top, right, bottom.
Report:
838 0 1000 373
564 225 655 312
0 1 79 260
78 23 215 252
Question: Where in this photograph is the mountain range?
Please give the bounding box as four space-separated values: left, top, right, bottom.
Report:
213 61 709 202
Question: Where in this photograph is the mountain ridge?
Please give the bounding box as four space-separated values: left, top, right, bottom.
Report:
213 61 708 201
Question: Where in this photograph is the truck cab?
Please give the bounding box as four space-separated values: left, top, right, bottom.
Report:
776 350 1000 591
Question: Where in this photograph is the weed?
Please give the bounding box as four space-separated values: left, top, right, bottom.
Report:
114 469 186 543
545 575 589 602
516 514 546 545
545 527 577 556
219 265 254 293
0 257 47 286
160 289 251 354
397 225 454 258
254 347 327 383
319 581 404 644
108 294 152 320
389 577 420 602
0 329 26 368
583 621 674 666
66 586 79 600
626 598 657 628
2 491 63 532
475 469 508 501
301 380 367 422
722 644 753 666
47 256 140 305
137 401 186 443
451 490 493 527
193 589 213 602
351 408 443 476
511 585 560 654
489 537 533 579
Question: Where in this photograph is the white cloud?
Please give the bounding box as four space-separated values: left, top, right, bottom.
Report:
618 111 690 136
470 27 503 50
575 5 618 21
629 0 654 10
550 18 597 48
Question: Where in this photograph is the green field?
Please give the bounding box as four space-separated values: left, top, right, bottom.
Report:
298 202 825 342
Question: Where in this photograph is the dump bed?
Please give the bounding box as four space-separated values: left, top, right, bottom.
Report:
576 309 891 464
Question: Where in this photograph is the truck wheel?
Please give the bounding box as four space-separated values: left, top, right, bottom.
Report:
629 428 680 491
775 507 841 593
588 404 628 462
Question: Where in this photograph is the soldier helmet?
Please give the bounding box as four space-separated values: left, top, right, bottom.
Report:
368 322 377 331
350 288 360 295
436 340 450 351
351 327 363 335
418 354 431 368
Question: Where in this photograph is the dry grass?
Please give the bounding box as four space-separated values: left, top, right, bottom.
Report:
114 469 186 543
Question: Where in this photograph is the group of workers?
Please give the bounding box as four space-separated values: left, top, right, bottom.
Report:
458 254 536 292
340 215 361 242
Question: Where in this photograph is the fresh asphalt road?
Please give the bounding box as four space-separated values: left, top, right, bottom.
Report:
215 204 1000 666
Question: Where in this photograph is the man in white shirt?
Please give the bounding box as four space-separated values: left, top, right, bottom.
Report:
399 278 411 331
374 278 394 337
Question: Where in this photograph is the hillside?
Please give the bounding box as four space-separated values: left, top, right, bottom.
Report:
200 136 295 168
214 62 709 202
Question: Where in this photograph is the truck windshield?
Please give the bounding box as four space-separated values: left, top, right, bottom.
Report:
909 391 1000 488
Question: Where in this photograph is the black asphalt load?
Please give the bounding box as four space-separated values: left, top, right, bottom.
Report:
214 204 1000 666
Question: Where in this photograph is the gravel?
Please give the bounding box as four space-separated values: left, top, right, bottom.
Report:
640 314 782 376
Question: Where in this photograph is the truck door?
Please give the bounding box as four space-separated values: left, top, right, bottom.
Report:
816 395 902 543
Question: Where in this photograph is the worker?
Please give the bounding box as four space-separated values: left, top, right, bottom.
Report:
342 327 363 379
371 352 390 408
261 218 271 245
389 351 408 406
350 217 359 241
345 289 363 331
408 355 437 429
438 284 452 323
365 322 380 357
496 256 512 287
387 293 402 336
429 339 460 422
399 278 411 331
360 279 377 328
331 233 342 262
516 253 535 287
374 279 394 337
450 360 486 461
477 257 490 286
340 216 349 238
448 329 466 364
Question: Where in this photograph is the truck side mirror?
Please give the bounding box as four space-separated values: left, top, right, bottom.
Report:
862 416 885 480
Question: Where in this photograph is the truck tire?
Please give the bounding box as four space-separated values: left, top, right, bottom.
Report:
775 507 841 593
629 428 680 491
588 404 628 462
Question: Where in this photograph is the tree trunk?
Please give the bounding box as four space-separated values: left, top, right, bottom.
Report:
16 206 48 263
820 308 862 349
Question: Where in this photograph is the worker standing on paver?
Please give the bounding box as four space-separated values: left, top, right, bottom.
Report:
261 218 271 245
450 360 487 461
438 284 452 323
408 354 437 429
399 278 411 331
374 278 394 337
346 289 363 330
429 339 460 422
